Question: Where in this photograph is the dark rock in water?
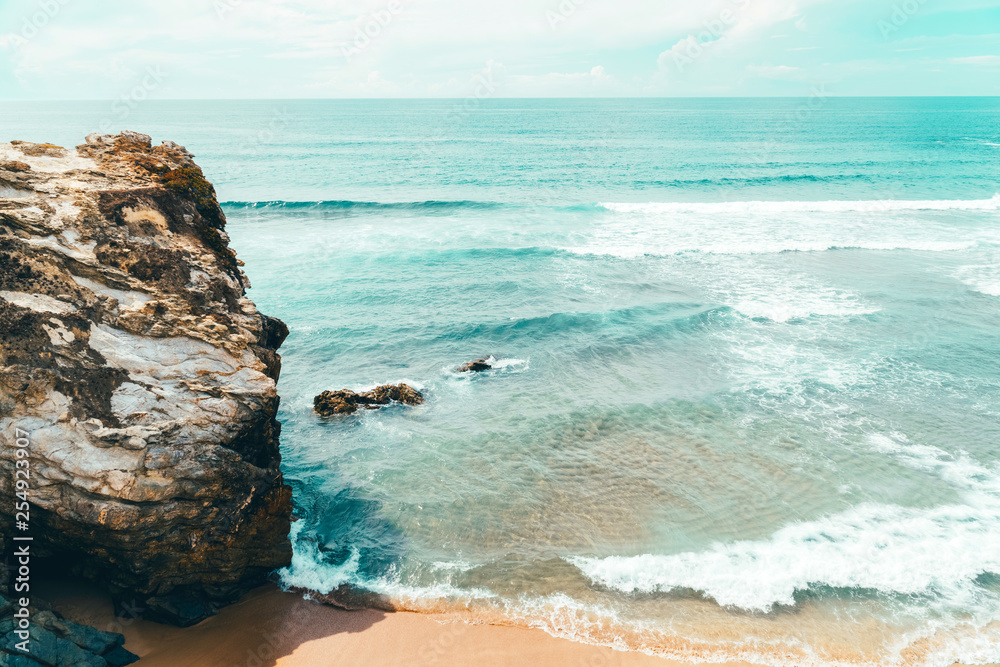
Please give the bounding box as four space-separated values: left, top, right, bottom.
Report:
370 383 424 405
313 389 374 415
314 383 424 416
0 132 292 628
456 358 493 372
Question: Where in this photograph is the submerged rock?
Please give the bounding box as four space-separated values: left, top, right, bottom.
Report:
0 132 292 627
456 357 493 372
314 384 424 416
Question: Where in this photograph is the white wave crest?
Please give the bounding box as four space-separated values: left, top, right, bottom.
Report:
447 355 530 374
353 378 427 392
731 285 881 323
485 355 529 369
599 195 1000 215
955 263 1000 296
562 241 979 259
572 434 1000 614
278 521 498 605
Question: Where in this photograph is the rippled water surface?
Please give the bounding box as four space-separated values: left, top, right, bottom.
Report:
6 98 1000 666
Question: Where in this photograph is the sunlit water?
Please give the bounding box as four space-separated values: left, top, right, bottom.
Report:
5 98 1000 665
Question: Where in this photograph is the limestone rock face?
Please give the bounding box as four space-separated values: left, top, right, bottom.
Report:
0 133 292 626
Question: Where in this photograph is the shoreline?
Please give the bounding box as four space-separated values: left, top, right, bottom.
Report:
45 579 998 667
46 580 759 667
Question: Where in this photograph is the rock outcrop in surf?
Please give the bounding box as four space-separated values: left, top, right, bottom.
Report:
0 133 292 627
455 358 493 373
313 384 424 416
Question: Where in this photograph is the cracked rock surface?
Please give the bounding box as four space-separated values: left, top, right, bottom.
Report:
0 132 292 627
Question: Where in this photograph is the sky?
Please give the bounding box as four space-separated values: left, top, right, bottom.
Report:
0 0 998 99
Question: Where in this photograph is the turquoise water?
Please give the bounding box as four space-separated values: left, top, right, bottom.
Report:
6 99 1000 665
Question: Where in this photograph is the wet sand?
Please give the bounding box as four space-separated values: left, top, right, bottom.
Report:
46 581 997 667
47 581 757 667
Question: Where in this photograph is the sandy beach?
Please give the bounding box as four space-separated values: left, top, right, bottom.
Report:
45 580 758 667
42 579 997 667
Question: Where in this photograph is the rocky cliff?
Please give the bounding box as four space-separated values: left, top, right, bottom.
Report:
0 132 292 628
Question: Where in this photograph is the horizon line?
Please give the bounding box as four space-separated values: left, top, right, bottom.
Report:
3 95 1000 102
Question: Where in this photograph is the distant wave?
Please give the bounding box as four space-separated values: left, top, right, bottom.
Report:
962 137 1000 148
561 240 979 259
732 296 881 323
221 199 510 212
633 173 875 188
223 195 1000 215
430 302 718 346
600 195 1000 214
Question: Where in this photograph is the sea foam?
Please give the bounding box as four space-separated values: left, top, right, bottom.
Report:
563 197 997 258
955 263 1000 296
599 195 1000 215
572 433 1000 615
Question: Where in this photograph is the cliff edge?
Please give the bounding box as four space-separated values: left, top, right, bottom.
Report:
0 132 292 627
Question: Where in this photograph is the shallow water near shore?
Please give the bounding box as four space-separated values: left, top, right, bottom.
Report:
232 196 1000 666
8 98 1000 665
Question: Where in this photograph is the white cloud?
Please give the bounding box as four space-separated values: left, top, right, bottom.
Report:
1 0 997 98
497 64 620 96
658 35 705 73
746 63 806 80
950 55 1000 66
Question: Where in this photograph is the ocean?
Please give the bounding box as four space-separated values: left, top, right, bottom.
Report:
6 97 1000 666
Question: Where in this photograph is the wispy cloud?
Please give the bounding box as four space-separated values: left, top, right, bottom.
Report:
746 63 806 80
950 55 1000 66
0 0 998 98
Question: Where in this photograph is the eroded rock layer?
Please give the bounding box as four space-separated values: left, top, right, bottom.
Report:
0 132 292 626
